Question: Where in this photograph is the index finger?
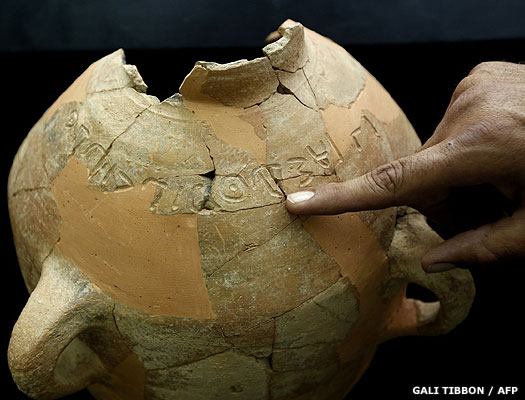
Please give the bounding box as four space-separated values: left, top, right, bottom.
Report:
285 140 480 215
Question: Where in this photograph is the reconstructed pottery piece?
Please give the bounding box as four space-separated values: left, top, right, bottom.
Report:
8 20 475 400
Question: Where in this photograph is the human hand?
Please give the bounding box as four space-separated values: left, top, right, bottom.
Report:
286 61 525 273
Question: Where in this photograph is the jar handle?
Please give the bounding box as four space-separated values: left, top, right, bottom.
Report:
381 209 475 340
8 251 112 399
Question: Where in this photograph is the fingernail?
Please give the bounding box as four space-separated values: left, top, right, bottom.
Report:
287 191 315 204
425 263 457 273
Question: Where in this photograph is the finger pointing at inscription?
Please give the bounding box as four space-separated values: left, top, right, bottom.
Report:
286 61 525 273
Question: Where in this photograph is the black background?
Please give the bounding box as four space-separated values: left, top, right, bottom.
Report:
2 0 525 50
2 1 524 399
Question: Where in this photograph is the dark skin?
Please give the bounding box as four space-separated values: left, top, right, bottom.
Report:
286 61 525 273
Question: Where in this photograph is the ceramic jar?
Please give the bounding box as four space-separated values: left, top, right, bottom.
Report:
8 20 475 400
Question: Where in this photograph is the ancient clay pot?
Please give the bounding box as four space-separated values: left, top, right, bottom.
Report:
8 20 475 400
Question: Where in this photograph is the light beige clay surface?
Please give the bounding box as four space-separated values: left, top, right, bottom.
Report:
8 19 475 400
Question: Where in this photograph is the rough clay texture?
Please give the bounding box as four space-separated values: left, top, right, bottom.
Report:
8 20 475 400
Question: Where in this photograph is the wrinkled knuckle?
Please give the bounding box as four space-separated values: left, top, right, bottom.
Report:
487 115 515 136
457 113 508 146
468 119 494 138
453 75 483 101
470 61 505 76
448 83 486 115
367 160 405 198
